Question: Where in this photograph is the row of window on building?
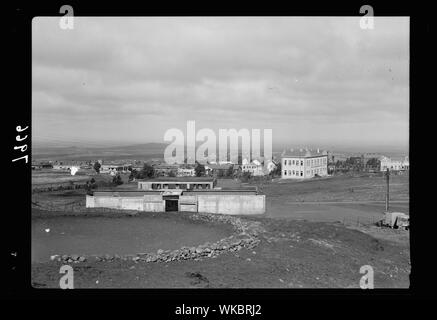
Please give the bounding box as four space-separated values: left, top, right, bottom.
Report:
283 157 327 167
283 167 327 177
284 170 303 177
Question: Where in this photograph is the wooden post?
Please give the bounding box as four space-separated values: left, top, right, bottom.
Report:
385 168 390 212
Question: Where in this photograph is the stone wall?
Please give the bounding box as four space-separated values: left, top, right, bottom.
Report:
52 212 265 264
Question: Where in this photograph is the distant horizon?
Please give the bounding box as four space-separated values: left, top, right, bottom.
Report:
32 139 409 154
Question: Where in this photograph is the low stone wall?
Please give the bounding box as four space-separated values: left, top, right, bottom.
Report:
51 212 265 264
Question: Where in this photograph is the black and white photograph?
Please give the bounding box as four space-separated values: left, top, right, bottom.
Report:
27 15 412 290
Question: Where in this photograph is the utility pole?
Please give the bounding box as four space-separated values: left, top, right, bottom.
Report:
385 168 390 212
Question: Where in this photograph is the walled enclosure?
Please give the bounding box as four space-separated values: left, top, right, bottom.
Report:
86 192 265 215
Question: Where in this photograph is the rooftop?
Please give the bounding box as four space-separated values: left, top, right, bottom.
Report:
91 188 260 196
205 163 234 170
137 177 215 182
282 149 327 158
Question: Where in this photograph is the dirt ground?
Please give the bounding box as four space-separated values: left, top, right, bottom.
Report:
31 210 410 288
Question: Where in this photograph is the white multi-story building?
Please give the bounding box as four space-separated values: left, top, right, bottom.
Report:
380 156 409 172
281 149 328 179
242 163 265 176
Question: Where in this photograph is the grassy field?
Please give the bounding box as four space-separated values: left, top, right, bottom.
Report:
262 173 409 202
31 173 127 210
249 173 409 225
32 169 90 186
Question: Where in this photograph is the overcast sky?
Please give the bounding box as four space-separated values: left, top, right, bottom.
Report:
32 17 409 149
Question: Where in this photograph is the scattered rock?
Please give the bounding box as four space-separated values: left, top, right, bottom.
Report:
50 255 59 261
61 212 265 265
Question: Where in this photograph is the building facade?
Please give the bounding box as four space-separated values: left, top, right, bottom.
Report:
241 163 265 176
380 156 409 172
100 164 132 175
177 167 196 177
281 149 328 179
138 177 216 191
86 178 265 215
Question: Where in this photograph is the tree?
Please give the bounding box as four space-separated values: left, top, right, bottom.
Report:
272 162 282 177
112 174 123 185
366 158 380 168
240 171 252 182
195 162 205 177
93 161 101 173
226 165 234 177
129 169 138 181
168 170 176 177
85 178 97 194
139 163 155 179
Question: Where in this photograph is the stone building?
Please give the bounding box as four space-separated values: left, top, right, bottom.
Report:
380 156 409 172
281 149 328 179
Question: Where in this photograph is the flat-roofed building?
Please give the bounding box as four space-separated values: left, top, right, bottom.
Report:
138 177 216 191
86 178 265 215
100 164 132 175
281 149 328 179
380 156 409 172
152 163 179 177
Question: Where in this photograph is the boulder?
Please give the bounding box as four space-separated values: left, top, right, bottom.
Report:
50 255 60 261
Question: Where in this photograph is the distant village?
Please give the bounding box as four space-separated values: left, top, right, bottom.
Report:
31 148 409 181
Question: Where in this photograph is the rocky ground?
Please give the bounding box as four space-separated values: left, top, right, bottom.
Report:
31 211 410 288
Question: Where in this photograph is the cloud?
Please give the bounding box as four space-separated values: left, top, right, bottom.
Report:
32 17 409 147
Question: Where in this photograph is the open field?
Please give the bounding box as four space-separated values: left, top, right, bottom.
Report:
250 173 410 225
32 143 167 161
263 173 409 202
32 169 90 186
31 169 129 192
